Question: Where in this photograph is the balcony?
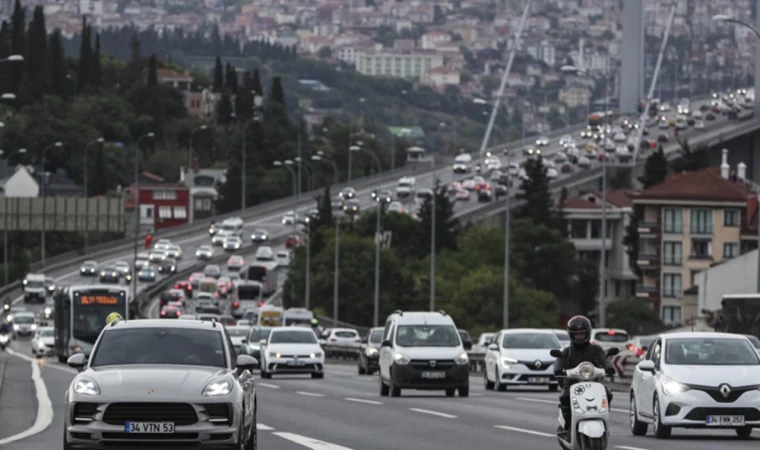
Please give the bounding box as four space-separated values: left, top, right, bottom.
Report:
637 253 660 267
637 221 660 235
636 285 660 299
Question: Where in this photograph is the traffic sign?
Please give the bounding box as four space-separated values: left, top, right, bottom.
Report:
375 231 392 249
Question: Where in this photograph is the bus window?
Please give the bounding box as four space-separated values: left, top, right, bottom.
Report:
246 266 267 282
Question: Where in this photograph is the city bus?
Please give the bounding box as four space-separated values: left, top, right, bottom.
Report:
240 261 279 296
53 284 129 363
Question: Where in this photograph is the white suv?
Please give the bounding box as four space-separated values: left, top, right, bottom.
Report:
378 310 469 397
23 273 47 303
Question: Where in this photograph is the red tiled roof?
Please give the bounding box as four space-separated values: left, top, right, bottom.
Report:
637 167 754 202
563 189 636 210
565 197 600 209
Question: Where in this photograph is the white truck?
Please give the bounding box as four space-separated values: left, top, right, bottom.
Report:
396 176 416 198
211 217 245 245
452 153 472 174
23 273 48 303
282 308 314 327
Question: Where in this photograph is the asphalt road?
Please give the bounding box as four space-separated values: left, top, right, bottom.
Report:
0 354 758 449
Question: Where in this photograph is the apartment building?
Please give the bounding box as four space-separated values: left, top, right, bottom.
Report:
634 152 758 325
354 49 444 80
565 189 638 303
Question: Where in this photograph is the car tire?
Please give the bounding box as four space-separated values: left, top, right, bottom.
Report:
548 384 558 392
389 372 401 397
735 427 752 438
458 386 469 397
629 394 648 436
244 402 257 450
652 396 671 439
260 370 271 379
445 388 456 397
495 370 507 392
379 374 389 397
484 371 494 390
63 421 73 450
311 373 324 379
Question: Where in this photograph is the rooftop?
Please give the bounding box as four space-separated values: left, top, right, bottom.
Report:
635 167 755 203
564 189 636 210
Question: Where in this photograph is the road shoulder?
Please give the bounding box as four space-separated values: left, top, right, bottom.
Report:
0 351 38 441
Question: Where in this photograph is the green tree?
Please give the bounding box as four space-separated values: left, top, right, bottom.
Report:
270 76 285 105
213 56 224 92
573 259 598 316
216 91 233 125
9 0 25 93
25 5 46 95
45 31 65 97
146 54 158 87
91 33 102 87
638 145 668 188
416 180 459 257
606 300 661 334
516 158 554 226
623 207 642 277
77 18 91 92
670 138 710 173
317 46 331 58
252 68 262 95
224 62 238 94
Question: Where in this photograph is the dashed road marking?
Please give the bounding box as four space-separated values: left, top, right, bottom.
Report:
344 397 383 405
615 446 652 450
258 383 280 389
257 423 275 431
296 391 326 398
493 425 554 437
272 431 355 449
409 408 457 419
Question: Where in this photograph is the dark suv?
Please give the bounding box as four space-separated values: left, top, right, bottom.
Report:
358 327 384 375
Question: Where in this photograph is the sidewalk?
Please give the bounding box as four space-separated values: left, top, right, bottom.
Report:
0 351 37 441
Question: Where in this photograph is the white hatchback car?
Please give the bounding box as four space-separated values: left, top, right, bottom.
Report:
483 328 561 391
630 332 760 439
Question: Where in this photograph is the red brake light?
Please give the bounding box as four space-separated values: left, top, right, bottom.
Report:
160 311 166 316
626 343 634 351
233 301 240 308
258 301 264 307
607 330 616 335
330 338 337 342
177 311 182 316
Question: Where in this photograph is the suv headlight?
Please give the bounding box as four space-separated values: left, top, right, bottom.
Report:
74 378 100 396
662 377 690 396
310 352 323 359
454 352 468 365
501 357 517 368
366 348 378 356
393 353 410 365
202 380 232 397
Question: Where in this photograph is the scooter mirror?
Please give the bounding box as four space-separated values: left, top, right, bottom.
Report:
550 349 563 358
606 347 620 357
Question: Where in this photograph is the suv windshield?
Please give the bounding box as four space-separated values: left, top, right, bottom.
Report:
38 328 54 337
503 333 559 349
270 330 317 344
25 281 44 288
13 315 34 324
395 325 460 347
369 329 384 344
745 335 760 350
249 327 272 342
665 338 760 365
90 328 226 367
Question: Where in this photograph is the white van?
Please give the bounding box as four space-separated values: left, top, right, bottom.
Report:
396 177 416 198
453 153 472 173
23 273 47 303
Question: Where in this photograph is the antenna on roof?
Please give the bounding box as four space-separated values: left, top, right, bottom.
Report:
211 318 217 327
439 310 447 316
392 309 403 316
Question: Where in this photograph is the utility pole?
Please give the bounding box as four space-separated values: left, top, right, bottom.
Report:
599 160 608 328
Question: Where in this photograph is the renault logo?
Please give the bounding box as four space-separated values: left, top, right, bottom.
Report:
719 384 731 398
534 360 543 369
148 389 154 395
430 360 437 367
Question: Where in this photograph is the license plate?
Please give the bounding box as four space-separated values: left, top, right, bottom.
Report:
706 415 744 426
528 377 550 384
421 371 445 379
287 360 305 366
124 422 175 433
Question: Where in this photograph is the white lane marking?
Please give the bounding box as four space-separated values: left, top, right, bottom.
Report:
0 349 54 445
296 391 325 398
470 392 483 396
615 446 651 450
258 383 280 389
493 425 554 437
344 397 383 405
257 423 275 431
516 396 627 413
408 408 457 419
272 432 355 449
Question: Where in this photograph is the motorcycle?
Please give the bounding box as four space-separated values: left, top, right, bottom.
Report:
0 332 9 350
550 347 619 450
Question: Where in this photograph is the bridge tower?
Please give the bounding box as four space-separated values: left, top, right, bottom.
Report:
619 0 645 114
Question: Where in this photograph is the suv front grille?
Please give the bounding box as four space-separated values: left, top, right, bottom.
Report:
102 403 197 426
409 359 455 369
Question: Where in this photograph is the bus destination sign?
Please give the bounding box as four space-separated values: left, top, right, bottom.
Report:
77 294 121 306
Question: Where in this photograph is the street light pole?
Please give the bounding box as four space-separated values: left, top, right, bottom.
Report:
503 147 512 329
188 125 208 173
40 141 63 266
2 148 26 284
430 154 436 311
312 154 341 323
83 138 104 253
599 159 608 328
131 132 154 312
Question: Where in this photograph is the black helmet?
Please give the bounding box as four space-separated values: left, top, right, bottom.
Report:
567 315 592 346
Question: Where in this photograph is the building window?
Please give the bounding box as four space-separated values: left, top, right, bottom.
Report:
569 219 586 238
158 206 172 219
662 241 682 265
663 208 682 233
194 198 212 210
690 208 712 234
723 242 740 259
153 190 177 200
173 206 187 219
690 239 712 259
724 209 740 226
662 273 682 298
662 306 682 325
589 220 601 238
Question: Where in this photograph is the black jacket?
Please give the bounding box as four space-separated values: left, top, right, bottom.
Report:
554 343 612 376
0 322 12 334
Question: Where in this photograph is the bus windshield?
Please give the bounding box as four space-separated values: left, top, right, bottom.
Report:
284 317 312 326
72 304 118 343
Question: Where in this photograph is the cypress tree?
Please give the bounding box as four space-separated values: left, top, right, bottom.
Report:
77 18 91 91
146 53 158 87
252 68 262 95
91 33 102 87
212 56 223 92
270 76 285 105
9 0 25 93
0 21 11 92
224 62 238 94
45 31 65 97
26 6 47 92
216 91 233 125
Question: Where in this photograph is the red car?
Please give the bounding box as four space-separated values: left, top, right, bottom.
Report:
285 234 301 248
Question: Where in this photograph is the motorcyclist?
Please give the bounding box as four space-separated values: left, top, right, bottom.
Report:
0 319 12 336
310 318 323 336
475 163 481 174
554 315 615 438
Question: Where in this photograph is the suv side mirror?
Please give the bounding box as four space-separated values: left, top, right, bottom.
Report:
487 343 498 351
259 339 267 346
236 355 258 372
381 339 392 348
638 360 655 372
67 353 87 371
549 349 563 358
463 340 473 351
